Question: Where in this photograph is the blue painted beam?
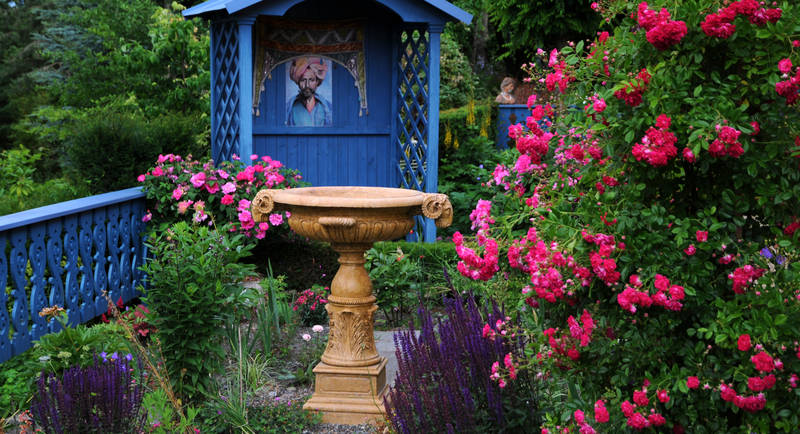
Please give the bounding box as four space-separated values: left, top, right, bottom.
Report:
238 17 256 163
184 0 472 25
0 188 145 232
424 24 442 243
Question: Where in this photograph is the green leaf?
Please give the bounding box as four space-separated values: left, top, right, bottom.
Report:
693 85 703 97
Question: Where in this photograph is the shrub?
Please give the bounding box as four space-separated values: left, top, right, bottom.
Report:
32 308 130 377
0 145 90 215
385 286 539 433
140 153 303 241
140 221 256 402
30 354 145 433
439 31 480 110
439 108 509 235
64 111 159 193
0 353 39 419
200 398 320 434
250 232 338 293
292 284 329 327
365 247 423 326
369 240 458 303
454 1 800 431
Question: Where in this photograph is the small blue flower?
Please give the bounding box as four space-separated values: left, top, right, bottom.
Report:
760 247 773 259
100 351 108 361
111 352 119 361
479 164 484 169
776 255 786 265
125 353 133 361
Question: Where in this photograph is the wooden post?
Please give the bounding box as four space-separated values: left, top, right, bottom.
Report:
238 17 255 163
424 24 443 243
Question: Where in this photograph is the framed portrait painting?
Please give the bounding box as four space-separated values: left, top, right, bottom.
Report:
285 57 333 126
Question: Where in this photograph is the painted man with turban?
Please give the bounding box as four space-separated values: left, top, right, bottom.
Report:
286 57 332 126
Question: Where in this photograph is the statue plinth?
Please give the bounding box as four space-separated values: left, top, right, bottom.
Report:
252 187 452 425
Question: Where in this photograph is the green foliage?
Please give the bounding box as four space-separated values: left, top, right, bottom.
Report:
365 246 424 326
291 330 327 385
454 1 800 431
142 389 201 434
368 240 458 305
0 352 39 418
439 102 508 235
0 0 52 150
35 0 209 117
225 274 295 357
489 0 599 62
252 232 339 293
0 310 130 418
439 31 480 109
0 145 41 201
141 221 257 403
439 99 497 150
32 317 130 376
200 322 322 433
199 398 321 434
6 0 211 195
0 145 92 215
64 111 157 193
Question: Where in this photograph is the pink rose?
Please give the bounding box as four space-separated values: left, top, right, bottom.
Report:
269 214 284 226
190 172 206 188
778 58 793 74
171 187 184 201
221 182 236 194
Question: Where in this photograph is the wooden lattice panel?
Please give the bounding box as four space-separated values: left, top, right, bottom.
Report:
211 22 241 163
396 27 431 240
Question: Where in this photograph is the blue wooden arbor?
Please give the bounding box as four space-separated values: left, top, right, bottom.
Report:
183 0 470 241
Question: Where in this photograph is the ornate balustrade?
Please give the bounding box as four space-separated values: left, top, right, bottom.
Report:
0 187 148 363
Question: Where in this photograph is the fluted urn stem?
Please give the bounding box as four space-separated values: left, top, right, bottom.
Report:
321 243 381 367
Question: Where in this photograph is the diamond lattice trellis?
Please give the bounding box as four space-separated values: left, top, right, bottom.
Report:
212 22 240 163
396 27 430 240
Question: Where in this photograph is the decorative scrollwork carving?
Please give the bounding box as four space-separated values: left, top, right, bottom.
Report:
251 190 276 223
421 193 454 228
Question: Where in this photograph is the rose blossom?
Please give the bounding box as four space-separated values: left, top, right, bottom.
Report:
738 334 752 352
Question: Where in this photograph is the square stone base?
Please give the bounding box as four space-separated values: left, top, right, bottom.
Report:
303 358 388 425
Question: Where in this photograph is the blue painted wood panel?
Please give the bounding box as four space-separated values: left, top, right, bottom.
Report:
496 104 531 149
254 134 396 186
251 9 398 188
0 188 147 363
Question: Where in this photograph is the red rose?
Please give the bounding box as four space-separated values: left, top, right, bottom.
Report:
738 334 752 351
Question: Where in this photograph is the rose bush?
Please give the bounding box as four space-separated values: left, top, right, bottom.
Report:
455 1 800 432
139 153 303 239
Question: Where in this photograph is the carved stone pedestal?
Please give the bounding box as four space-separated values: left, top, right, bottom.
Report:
303 359 388 424
250 187 452 425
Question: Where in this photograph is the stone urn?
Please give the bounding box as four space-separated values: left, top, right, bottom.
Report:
251 186 452 424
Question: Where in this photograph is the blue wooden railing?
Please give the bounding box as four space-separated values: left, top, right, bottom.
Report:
0 187 148 363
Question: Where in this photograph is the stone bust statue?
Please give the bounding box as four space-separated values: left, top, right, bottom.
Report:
495 77 516 104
